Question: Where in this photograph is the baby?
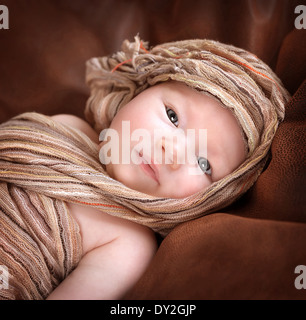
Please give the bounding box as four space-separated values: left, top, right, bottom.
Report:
47 80 246 299
0 37 290 300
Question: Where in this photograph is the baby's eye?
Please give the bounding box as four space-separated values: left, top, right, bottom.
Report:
198 157 211 175
166 107 179 127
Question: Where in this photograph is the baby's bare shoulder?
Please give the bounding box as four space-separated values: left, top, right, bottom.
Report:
67 202 156 256
51 114 98 143
48 202 157 299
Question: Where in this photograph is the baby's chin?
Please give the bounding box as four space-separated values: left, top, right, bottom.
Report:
104 163 210 199
125 183 207 199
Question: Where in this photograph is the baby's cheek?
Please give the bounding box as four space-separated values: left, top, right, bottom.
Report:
170 174 210 198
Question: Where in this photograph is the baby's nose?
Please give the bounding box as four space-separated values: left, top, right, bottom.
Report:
156 136 184 170
167 141 181 170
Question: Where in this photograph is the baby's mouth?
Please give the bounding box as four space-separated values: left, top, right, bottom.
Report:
138 151 160 184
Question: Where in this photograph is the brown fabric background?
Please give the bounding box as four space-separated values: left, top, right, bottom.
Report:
0 0 305 299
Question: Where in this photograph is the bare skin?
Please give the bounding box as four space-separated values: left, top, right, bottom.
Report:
47 82 245 299
47 114 157 300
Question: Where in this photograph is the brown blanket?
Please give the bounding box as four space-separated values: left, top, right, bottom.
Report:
0 0 305 299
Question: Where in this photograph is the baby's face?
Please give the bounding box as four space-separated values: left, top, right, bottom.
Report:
99 82 246 198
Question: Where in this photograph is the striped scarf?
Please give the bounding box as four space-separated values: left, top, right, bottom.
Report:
85 36 290 230
0 37 289 299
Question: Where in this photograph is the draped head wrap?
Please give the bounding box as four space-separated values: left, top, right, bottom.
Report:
84 36 290 236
